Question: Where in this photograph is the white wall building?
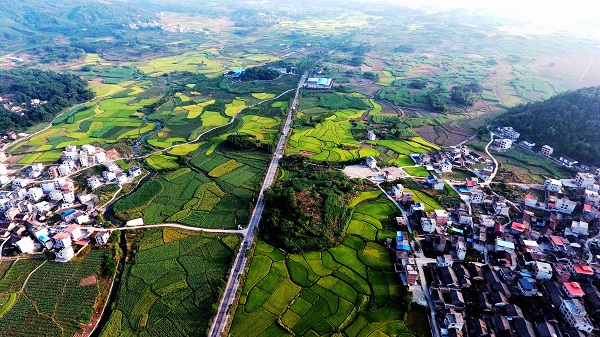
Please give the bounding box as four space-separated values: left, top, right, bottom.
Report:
27 187 44 202
541 145 554 157
15 237 35 254
560 299 593 333
575 173 596 189
543 179 562 193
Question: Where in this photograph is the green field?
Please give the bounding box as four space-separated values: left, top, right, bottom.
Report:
230 193 414 337
0 250 109 337
101 228 239 337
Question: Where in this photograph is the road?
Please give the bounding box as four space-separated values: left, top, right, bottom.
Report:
207 71 307 337
585 232 600 263
483 126 499 185
80 223 246 235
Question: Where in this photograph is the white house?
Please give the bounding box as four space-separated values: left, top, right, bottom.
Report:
66 224 85 241
534 261 553 280
126 218 144 227
554 198 577 214
105 162 120 172
366 156 377 169
116 173 128 185
61 151 78 162
0 164 6 176
543 179 562 193
79 154 89 167
56 246 75 262
367 130 376 141
420 217 436 233
78 193 94 204
559 157 578 168
65 145 77 153
392 184 404 199
81 144 96 154
58 164 71 176
584 190 599 205
541 145 554 157
53 232 72 249
88 176 102 190
12 178 32 188
495 138 513 150
439 160 452 173
129 167 142 177
52 177 66 190
498 126 520 140
15 236 36 254
95 231 110 245
560 299 593 333
575 173 596 189
93 152 106 164
0 151 7 162
27 187 44 202
49 190 63 201
0 175 8 185
570 220 589 236
495 238 515 252
34 201 52 214
102 171 116 181
62 191 76 204
73 212 90 225
470 190 485 204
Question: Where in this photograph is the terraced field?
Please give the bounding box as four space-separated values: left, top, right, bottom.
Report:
230 193 414 337
101 228 239 337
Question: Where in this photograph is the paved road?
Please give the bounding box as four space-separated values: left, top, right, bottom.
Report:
484 127 499 185
80 223 246 235
208 72 307 337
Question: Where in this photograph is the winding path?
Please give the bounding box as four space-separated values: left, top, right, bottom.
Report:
483 126 499 185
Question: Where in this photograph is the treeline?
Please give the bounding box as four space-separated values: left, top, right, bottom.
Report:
240 66 280 81
261 155 362 253
0 69 95 131
224 134 272 152
498 85 600 166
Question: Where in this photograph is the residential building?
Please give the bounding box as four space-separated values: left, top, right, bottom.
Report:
81 144 96 154
4 208 19 221
102 171 116 181
392 184 404 199
60 151 78 162
575 173 596 189
437 254 454 267
495 238 515 253
129 167 142 177
560 156 578 168
79 154 89 167
534 261 553 280
495 138 513 149
105 162 120 172
439 160 452 173
62 191 75 204
52 232 72 249
0 175 8 185
541 145 554 157
519 141 536 150
95 231 110 245
73 212 90 225
569 220 588 236
560 299 593 333
48 166 59 178
12 178 31 188
52 177 66 190
455 237 466 260
56 246 75 262
510 221 527 235
498 126 520 140
563 282 585 298
493 201 510 216
365 156 377 169
48 190 63 201
410 202 424 214
0 164 6 176
65 145 77 153
66 224 85 241
116 173 128 185
518 277 538 296
87 176 102 190
427 175 445 190
470 190 485 204
421 218 436 233
57 164 70 176
93 152 106 164
0 151 6 162
367 130 376 141
584 190 599 205
434 209 449 225
543 178 562 192
555 198 577 214
554 263 572 283
568 262 595 281
15 237 35 254
34 201 51 214
26 187 43 202
443 310 464 331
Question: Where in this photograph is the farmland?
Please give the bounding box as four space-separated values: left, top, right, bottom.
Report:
0 250 109 337
101 228 239 337
230 192 414 337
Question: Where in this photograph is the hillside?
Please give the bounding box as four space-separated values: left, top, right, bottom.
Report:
498 86 600 166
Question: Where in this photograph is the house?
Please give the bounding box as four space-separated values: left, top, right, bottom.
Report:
392 184 404 199
78 193 95 204
569 220 588 236
518 277 538 296
575 172 595 189
427 175 445 190
367 130 376 141
536 321 558 337
87 176 102 190
437 254 454 267
421 217 436 233
66 224 85 241
73 212 90 225
513 318 536 337
443 310 464 331
563 282 585 298
568 262 595 281
534 261 553 280
48 190 63 201
60 150 78 162
12 178 32 188
410 202 424 214
498 126 520 140
493 200 510 216
554 198 577 214
560 156 578 168
15 236 35 254
560 299 593 333
495 238 515 253
93 152 106 164
102 171 116 181
541 145 554 157
48 166 59 178
81 144 96 154
365 156 377 169
52 232 72 249
470 190 485 204
458 215 472 226
34 201 51 214
480 165 494 181
79 154 89 167
543 178 562 192
455 238 466 260
584 190 599 205
438 160 452 173
26 187 43 202
126 218 144 227
554 263 572 283
0 175 8 185
0 151 6 162
510 221 527 235
434 209 449 225
57 164 70 176
56 246 75 262
62 191 75 204
95 231 110 245
3 208 19 221
306 77 334 89
129 167 142 177
116 173 128 185
494 138 513 150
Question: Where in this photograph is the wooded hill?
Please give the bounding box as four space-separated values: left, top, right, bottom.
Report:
498 85 600 166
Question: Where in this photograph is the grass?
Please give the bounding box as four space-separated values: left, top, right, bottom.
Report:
101 228 239 337
230 194 413 337
403 166 430 177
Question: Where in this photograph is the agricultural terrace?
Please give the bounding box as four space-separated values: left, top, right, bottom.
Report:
0 250 109 337
492 148 574 184
287 90 439 166
101 228 239 337
230 193 415 337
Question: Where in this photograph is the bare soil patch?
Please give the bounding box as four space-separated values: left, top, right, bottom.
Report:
80 275 98 287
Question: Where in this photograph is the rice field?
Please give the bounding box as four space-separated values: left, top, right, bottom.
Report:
230 193 414 337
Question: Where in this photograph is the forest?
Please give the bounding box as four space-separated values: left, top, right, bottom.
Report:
0 69 94 131
498 85 600 165
260 155 362 253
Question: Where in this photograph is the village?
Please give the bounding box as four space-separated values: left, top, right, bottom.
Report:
362 127 600 337
0 144 143 262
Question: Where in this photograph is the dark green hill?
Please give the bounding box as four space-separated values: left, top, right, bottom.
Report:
498 86 600 165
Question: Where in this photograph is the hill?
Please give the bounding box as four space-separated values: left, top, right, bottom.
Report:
498 86 600 166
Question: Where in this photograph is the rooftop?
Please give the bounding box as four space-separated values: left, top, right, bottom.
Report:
511 222 527 232
563 282 585 297
573 264 594 275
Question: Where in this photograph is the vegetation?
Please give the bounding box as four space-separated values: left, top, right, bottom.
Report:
224 134 270 152
101 228 239 337
498 85 600 165
0 69 94 131
240 66 280 81
230 194 414 337
261 156 362 253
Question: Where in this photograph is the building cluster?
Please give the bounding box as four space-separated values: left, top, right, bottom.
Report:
11 221 110 262
411 145 489 177
0 95 47 116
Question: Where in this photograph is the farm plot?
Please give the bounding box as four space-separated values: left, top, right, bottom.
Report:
101 228 239 337
230 194 414 337
115 146 269 229
0 250 108 337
